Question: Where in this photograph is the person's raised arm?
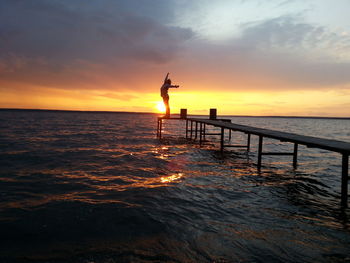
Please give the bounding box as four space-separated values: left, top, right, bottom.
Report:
164 73 169 83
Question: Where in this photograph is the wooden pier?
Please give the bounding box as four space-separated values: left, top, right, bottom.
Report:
156 109 350 207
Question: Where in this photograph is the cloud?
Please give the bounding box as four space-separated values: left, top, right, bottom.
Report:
1 0 193 62
0 1 349 95
0 0 193 90
173 15 350 91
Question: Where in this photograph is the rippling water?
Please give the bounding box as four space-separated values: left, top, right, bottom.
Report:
0 110 349 263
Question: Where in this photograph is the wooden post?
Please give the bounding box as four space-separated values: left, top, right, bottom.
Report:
210 109 217 120
159 118 163 139
199 122 203 146
247 133 251 152
203 123 206 142
229 129 232 141
180 109 187 119
185 119 188 139
195 121 198 140
293 143 298 169
190 120 193 139
220 127 224 154
341 153 348 207
258 136 263 170
157 119 159 137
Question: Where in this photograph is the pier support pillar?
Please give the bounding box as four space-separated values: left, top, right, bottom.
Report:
199 123 203 146
220 127 225 154
190 121 193 139
157 119 159 137
258 136 263 170
185 120 189 139
203 123 206 142
341 153 349 207
158 118 163 139
293 143 298 169
247 134 251 152
195 121 198 140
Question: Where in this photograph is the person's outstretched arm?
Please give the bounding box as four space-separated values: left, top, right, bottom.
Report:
169 85 179 88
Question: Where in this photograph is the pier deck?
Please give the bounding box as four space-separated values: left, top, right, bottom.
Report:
193 119 350 154
157 116 349 207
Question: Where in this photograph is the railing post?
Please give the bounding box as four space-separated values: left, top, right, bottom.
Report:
199 122 203 146
258 136 263 170
210 108 217 120
229 129 232 141
180 109 187 119
293 143 298 169
185 119 188 139
341 153 349 207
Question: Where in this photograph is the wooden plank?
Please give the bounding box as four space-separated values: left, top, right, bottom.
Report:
158 117 185 120
224 145 249 148
261 152 294 155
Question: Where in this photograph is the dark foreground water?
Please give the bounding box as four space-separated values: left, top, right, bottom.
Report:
0 110 349 263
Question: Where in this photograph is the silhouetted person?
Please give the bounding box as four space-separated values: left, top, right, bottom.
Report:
160 73 179 118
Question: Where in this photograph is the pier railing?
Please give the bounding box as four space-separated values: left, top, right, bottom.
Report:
156 110 350 207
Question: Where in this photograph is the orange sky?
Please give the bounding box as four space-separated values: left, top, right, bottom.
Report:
1 0 349 117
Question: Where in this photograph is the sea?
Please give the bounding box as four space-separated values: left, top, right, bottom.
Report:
0 109 349 263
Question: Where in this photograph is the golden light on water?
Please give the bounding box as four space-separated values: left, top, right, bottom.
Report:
161 173 184 183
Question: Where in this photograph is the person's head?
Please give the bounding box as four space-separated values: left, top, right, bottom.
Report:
166 79 172 84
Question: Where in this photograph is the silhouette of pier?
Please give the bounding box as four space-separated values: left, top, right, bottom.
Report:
156 109 350 207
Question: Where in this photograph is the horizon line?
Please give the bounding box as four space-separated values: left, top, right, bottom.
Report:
1 108 349 120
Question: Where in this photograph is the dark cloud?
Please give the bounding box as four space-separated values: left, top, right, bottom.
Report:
0 0 192 62
0 0 193 90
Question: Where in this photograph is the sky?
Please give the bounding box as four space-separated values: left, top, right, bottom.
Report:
0 0 349 116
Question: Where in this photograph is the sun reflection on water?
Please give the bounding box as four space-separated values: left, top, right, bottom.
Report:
161 173 184 183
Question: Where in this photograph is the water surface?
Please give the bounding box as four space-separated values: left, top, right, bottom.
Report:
0 110 349 262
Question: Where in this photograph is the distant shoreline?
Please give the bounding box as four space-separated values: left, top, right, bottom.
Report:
1 108 349 120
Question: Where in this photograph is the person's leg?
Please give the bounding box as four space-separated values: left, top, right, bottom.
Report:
163 96 170 117
166 97 170 117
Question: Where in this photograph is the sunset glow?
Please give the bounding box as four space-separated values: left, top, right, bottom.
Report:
155 101 166 114
0 0 349 117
